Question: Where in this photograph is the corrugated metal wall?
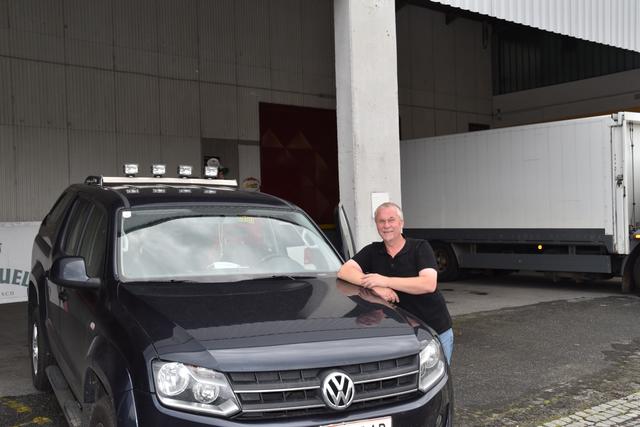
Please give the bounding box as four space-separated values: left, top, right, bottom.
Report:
431 0 640 53
0 0 338 222
492 21 640 95
0 0 495 222
396 5 493 138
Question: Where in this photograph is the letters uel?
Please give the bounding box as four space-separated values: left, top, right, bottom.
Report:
0 268 30 286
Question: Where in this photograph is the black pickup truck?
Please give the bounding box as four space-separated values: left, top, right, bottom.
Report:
27 168 452 427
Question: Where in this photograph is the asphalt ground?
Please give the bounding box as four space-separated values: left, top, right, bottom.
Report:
451 293 640 426
0 274 637 427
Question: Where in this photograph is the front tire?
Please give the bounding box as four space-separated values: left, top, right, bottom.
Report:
89 395 117 427
29 308 52 391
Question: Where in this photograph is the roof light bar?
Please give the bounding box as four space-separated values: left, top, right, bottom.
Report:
123 163 139 177
178 165 193 178
151 164 166 177
204 166 218 179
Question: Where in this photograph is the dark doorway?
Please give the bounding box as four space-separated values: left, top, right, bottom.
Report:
259 103 338 227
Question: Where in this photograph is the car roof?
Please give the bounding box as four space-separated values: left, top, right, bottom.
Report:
68 176 295 212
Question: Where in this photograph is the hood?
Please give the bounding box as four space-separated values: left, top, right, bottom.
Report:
117 275 429 371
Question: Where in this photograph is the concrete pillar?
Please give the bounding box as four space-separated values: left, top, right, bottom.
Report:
334 0 401 250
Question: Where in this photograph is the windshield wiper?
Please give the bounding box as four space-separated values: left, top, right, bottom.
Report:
248 274 315 281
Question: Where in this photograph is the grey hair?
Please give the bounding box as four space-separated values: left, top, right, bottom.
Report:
374 202 404 221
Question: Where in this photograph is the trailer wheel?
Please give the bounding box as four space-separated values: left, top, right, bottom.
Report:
632 256 640 294
431 242 459 282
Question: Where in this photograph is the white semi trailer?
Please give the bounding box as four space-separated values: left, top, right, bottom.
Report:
400 112 640 291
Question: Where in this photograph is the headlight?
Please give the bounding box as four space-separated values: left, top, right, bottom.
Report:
418 339 446 392
152 361 240 417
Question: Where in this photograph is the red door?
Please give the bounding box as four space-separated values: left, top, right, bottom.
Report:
259 103 338 226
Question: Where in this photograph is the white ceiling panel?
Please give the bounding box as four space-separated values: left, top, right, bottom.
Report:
430 0 640 52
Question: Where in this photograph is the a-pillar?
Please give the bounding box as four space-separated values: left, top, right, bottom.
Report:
334 0 402 250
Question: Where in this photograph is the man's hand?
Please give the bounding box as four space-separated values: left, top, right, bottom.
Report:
371 287 399 303
362 273 389 289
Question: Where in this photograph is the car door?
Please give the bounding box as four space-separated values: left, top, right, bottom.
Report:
59 201 107 397
40 192 76 360
336 203 355 261
50 197 92 392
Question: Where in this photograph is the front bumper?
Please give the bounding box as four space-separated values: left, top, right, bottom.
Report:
122 374 452 427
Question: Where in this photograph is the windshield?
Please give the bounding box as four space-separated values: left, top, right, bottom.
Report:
117 206 342 282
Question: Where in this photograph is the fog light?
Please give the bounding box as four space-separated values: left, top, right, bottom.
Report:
204 166 218 179
193 382 219 404
178 165 193 178
151 164 166 177
123 163 139 177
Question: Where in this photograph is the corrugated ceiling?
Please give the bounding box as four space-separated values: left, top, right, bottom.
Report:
430 0 640 52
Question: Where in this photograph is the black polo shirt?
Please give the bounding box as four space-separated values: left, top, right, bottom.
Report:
351 238 452 334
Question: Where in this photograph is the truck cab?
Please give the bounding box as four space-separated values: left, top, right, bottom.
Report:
28 164 452 427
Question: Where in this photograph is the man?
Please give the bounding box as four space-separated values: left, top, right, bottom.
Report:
337 202 454 363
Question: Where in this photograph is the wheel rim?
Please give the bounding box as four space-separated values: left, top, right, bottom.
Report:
32 322 39 375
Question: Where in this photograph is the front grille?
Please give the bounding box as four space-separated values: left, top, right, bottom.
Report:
229 354 420 419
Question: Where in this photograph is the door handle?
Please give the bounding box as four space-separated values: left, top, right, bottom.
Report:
59 288 68 302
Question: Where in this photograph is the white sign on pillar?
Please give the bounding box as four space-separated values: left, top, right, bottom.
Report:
0 222 40 304
371 192 389 218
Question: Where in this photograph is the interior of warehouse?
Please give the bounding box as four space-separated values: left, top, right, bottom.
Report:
1 0 638 225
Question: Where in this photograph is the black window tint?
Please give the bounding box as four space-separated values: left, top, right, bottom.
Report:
42 192 76 241
45 192 74 226
63 199 92 255
79 208 107 277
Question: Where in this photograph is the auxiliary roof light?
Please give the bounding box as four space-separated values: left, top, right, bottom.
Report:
151 164 166 177
178 165 193 178
123 163 139 177
204 166 218 179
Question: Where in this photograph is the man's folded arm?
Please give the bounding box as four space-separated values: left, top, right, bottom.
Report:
361 268 438 294
337 259 364 285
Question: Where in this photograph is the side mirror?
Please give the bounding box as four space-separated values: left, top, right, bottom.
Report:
50 257 101 289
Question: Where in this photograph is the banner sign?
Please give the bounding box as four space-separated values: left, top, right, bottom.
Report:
0 222 40 304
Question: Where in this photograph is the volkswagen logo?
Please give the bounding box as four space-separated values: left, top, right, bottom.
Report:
320 371 355 410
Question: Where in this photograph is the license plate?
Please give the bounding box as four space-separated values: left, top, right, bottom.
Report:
321 416 392 427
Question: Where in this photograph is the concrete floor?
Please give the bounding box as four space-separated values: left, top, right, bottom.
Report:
0 302 37 397
441 272 621 316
